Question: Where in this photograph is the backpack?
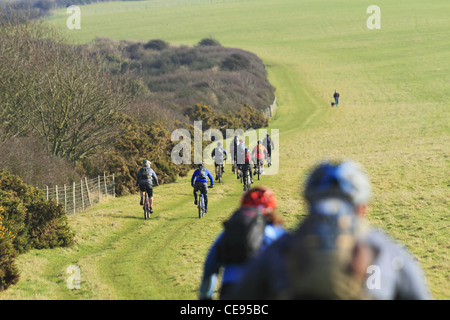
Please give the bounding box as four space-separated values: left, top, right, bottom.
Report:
283 207 372 300
141 167 150 179
215 147 224 161
198 167 207 180
218 207 266 264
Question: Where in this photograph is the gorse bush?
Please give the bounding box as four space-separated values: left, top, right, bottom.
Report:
79 115 192 197
0 170 75 290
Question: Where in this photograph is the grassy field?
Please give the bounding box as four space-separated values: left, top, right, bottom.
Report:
1 0 448 299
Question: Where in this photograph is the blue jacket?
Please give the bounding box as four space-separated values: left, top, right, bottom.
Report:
191 167 214 186
198 223 285 299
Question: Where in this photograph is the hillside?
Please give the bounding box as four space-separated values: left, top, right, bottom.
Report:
0 0 448 300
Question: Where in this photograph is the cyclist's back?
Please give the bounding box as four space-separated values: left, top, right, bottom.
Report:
252 141 267 160
199 186 284 300
191 163 214 212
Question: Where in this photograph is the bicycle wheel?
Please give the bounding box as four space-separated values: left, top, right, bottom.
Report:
257 160 261 180
198 195 204 219
143 193 149 219
243 171 248 191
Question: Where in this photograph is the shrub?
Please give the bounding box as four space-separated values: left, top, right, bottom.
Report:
0 234 19 291
79 115 191 196
197 38 221 47
221 53 251 71
144 39 169 51
0 169 75 291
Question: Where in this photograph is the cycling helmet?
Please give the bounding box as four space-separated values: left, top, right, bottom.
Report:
258 140 262 144
143 160 151 167
198 162 204 168
241 185 277 214
304 160 371 207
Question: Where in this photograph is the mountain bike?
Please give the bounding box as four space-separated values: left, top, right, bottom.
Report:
217 163 224 183
197 185 213 219
198 193 205 219
255 159 261 181
143 191 150 220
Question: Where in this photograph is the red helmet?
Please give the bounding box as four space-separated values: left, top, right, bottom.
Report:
241 186 277 214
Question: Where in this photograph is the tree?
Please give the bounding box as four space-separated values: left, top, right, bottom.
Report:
0 17 133 164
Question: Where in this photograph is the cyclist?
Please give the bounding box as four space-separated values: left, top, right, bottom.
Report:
199 186 285 300
136 160 159 214
234 138 246 179
239 146 253 183
211 142 228 180
231 160 432 300
252 140 268 175
262 133 274 166
191 162 214 213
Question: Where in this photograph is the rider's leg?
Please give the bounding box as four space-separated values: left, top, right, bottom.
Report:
148 186 154 212
139 185 144 205
203 184 208 211
247 163 253 183
193 186 198 205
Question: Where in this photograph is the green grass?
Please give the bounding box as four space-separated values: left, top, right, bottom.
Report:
1 0 449 299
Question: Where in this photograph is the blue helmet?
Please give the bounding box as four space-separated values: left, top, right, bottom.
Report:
304 160 371 207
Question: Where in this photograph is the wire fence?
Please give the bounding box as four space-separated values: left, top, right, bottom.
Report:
263 96 277 119
39 173 115 215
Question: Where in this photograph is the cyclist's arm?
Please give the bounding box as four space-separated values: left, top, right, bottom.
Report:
211 149 215 159
207 170 214 186
199 233 224 299
152 171 159 186
191 170 198 186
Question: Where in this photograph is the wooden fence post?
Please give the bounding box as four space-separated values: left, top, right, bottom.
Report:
64 184 67 212
85 177 92 208
80 179 84 211
55 185 59 203
73 181 76 215
112 173 115 197
98 175 101 202
103 172 108 195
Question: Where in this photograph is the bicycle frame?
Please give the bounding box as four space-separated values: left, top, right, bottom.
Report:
143 191 150 219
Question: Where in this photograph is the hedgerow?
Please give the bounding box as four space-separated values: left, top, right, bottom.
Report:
0 170 74 290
